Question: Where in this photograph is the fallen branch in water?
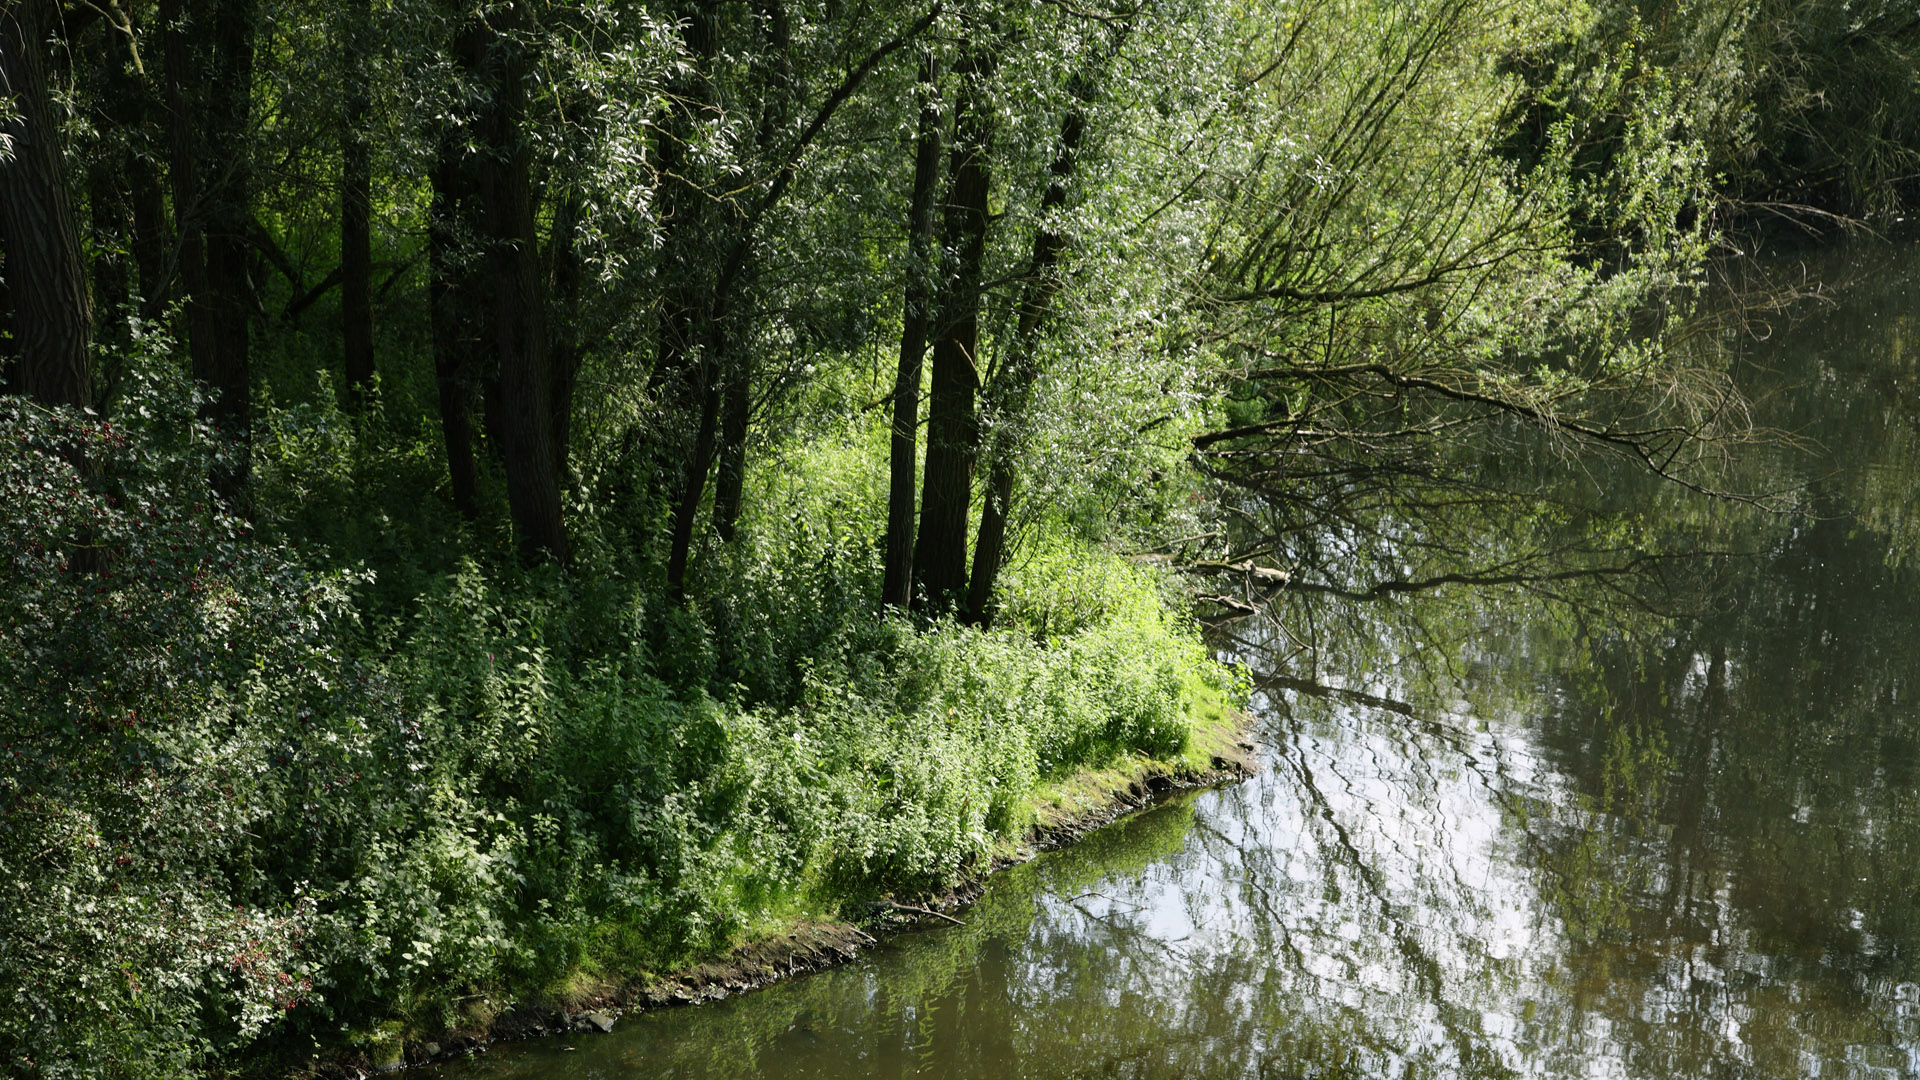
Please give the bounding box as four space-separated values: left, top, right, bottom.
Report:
869 900 966 926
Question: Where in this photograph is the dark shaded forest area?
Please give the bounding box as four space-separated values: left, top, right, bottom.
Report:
2 0 1915 1074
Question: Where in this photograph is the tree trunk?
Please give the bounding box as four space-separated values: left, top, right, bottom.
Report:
86 161 131 356
429 138 481 520
711 372 749 541
912 50 994 616
964 458 1016 627
2 2 99 574
130 162 170 318
340 0 374 404
966 99 1092 626
0 0 94 410
469 5 567 563
664 329 721 592
83 19 134 368
0 272 17 394
206 0 255 494
650 3 718 590
85 10 161 379
708 0 794 544
161 0 206 359
642 1 715 403
165 0 255 500
881 52 943 609
547 192 584 490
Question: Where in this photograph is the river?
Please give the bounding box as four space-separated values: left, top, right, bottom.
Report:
426 242 1920 1078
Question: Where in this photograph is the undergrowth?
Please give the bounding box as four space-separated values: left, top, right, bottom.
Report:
0 355 1239 1079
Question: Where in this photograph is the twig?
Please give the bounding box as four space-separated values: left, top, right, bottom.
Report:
872 900 965 926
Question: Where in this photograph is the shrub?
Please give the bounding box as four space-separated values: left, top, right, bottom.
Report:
1 364 1235 1076
0 367 363 1077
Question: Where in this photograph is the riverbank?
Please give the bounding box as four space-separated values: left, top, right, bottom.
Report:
6 386 1258 1080
312 708 1259 1077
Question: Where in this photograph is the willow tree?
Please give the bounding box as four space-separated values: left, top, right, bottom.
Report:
883 0 1181 620
909 43 995 615
1170 0 1756 606
881 51 944 609
409 0 673 559
626 2 941 593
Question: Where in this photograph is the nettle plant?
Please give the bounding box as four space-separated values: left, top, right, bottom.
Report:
0 359 374 1078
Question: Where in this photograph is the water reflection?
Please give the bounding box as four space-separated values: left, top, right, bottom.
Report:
431 243 1920 1078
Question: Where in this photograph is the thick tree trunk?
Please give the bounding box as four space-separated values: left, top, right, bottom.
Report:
464 8 568 563
0 0 94 410
912 51 994 616
3 2 99 574
340 0 374 404
965 101 1091 626
881 53 943 609
429 140 481 520
165 0 255 499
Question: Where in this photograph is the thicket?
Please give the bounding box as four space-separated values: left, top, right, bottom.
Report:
1497 0 1920 232
2 351 1233 1078
1 0 1901 1075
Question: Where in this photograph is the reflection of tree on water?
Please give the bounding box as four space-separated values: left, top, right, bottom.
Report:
1189 247 1920 1079
1256 245 1920 1078
1518 507 1920 1077
1525 249 1920 1075
1277 714 1521 1080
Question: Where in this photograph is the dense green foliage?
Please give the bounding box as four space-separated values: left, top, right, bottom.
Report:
2 357 1229 1077
1 0 1908 1074
1497 0 1920 229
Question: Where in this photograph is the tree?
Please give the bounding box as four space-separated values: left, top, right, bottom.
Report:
163 0 257 499
910 45 993 615
429 129 485 521
1175 0 1750 614
648 1 939 593
881 51 944 609
0 0 94 411
340 0 375 402
465 0 569 562
80 7 171 372
963 24 1128 626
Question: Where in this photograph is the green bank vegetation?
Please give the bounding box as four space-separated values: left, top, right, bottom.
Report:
1 0 1913 1074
